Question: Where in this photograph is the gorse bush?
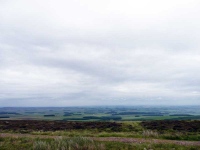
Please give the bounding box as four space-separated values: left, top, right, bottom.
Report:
33 137 105 150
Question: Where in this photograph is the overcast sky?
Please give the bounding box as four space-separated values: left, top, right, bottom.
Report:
0 0 200 106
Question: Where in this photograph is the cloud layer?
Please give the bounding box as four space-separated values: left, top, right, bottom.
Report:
0 0 200 106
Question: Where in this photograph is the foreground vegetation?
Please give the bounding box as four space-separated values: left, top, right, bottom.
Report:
1 136 200 150
1 120 200 141
1 120 200 149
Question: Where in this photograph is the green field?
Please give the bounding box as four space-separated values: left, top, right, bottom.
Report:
1 106 200 121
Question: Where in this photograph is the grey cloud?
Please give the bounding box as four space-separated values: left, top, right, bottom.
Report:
0 0 200 106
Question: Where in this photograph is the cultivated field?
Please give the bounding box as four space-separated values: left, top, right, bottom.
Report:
1 106 200 121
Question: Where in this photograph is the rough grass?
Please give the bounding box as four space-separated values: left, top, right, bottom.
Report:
1 120 200 142
103 141 200 150
141 120 200 141
1 137 200 150
142 130 159 138
33 137 105 150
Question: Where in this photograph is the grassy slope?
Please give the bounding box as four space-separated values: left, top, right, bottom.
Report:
1 137 200 150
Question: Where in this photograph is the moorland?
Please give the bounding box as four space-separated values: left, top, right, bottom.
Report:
0 106 200 150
